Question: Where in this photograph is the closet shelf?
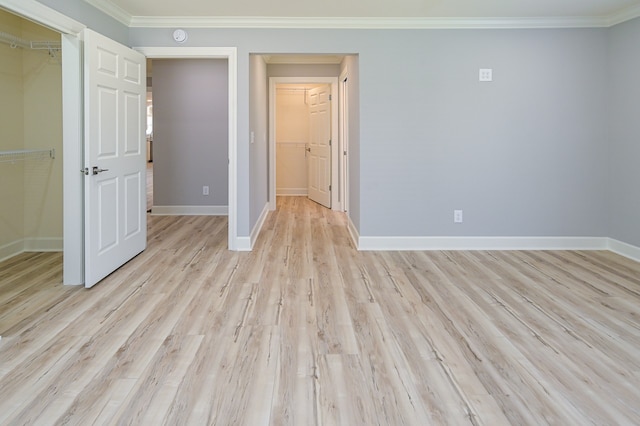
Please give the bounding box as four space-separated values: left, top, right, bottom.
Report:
0 31 61 51
0 31 62 64
0 149 55 164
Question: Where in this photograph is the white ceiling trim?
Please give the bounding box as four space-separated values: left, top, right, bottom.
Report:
85 0 132 26
83 1 640 30
607 3 640 25
0 0 86 34
129 15 614 29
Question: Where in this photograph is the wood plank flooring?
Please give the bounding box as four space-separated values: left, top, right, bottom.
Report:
1 196 640 425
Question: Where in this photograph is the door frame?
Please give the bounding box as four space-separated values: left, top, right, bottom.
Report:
339 67 350 213
134 47 238 251
269 77 340 211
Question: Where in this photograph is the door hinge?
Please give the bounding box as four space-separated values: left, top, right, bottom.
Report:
329 185 332 191
329 139 332 146
329 94 332 101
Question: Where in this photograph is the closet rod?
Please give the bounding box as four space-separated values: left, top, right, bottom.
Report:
0 149 55 164
0 31 61 51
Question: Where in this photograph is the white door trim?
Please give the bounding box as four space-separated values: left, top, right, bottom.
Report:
134 47 239 251
339 67 350 214
0 0 85 34
269 77 339 211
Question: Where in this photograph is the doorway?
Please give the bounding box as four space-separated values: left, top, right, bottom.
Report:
269 77 340 211
123 47 238 249
144 58 228 217
0 8 63 262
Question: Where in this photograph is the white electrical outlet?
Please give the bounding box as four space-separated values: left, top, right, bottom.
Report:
203 186 209 196
454 210 463 223
479 68 493 82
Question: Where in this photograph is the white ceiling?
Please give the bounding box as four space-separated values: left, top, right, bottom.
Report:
86 0 640 28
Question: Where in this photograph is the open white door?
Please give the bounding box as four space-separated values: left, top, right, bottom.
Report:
307 85 331 208
83 29 147 288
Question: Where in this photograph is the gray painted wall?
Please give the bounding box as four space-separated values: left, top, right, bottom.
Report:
23 2 639 244
249 55 269 227
130 27 610 240
359 29 609 237
152 59 228 208
608 18 640 247
36 0 129 44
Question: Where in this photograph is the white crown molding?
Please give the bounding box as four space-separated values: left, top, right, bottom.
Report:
0 0 85 34
128 15 614 29
84 0 132 26
83 0 640 29
134 46 237 58
606 3 640 26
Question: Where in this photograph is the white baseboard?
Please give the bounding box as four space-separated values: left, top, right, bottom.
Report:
250 203 270 250
0 237 63 263
236 236 251 251
24 237 63 252
236 203 270 252
357 236 609 251
151 205 228 216
347 215 359 249
276 188 308 196
0 239 24 263
608 238 640 262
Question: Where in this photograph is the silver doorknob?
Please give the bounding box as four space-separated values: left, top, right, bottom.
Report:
92 166 109 175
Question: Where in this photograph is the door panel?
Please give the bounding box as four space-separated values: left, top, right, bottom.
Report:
84 29 146 287
307 85 331 208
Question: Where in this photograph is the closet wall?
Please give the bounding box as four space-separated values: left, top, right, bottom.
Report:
0 9 62 260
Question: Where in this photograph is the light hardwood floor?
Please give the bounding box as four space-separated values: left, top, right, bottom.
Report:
1 196 640 425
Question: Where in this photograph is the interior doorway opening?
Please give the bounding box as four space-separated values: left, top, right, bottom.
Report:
0 8 63 263
264 54 357 216
269 76 340 211
137 48 238 250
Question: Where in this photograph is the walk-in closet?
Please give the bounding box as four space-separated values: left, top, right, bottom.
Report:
0 8 62 262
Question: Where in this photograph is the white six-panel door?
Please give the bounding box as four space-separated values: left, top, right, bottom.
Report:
307 85 331 208
83 29 147 288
